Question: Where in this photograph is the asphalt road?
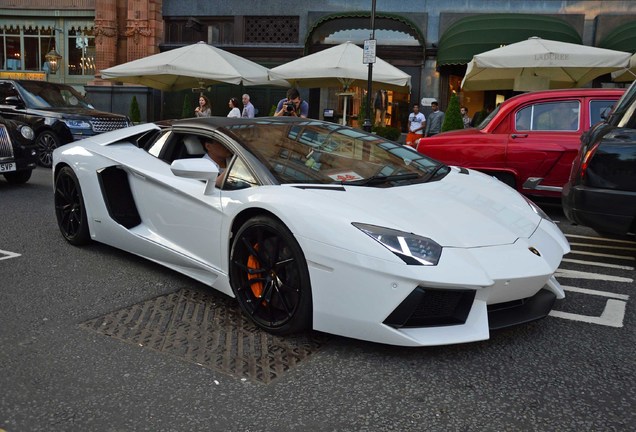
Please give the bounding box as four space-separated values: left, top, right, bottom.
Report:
1 168 634 432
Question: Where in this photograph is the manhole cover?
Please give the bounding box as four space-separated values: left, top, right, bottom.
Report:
80 288 328 384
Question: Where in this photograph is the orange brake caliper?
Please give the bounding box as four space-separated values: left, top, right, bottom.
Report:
247 244 264 298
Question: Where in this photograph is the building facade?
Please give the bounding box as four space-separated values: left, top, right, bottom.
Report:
1 0 635 130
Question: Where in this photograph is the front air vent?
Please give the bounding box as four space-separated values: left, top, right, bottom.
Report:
384 287 475 328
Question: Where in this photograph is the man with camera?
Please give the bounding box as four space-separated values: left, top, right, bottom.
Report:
274 88 309 118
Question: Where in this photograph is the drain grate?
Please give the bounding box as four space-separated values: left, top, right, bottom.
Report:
80 288 328 384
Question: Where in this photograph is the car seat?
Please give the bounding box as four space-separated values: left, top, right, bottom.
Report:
181 135 205 158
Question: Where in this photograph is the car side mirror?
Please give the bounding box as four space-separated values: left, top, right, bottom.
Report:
599 108 610 121
170 158 219 195
2 96 23 108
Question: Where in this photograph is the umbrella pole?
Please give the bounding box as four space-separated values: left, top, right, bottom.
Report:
342 96 347 126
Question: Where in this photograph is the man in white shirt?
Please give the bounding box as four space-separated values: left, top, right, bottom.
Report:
242 94 255 118
406 103 426 147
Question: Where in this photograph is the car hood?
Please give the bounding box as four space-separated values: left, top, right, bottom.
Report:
295 168 540 248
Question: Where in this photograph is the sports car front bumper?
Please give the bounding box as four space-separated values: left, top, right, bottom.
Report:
301 219 568 346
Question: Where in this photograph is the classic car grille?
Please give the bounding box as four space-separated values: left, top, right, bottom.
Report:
0 125 15 159
90 117 129 133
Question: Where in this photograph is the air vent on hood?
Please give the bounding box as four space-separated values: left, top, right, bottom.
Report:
292 185 346 191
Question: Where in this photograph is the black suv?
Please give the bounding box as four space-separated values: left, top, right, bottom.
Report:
0 116 37 184
0 80 131 168
562 80 636 236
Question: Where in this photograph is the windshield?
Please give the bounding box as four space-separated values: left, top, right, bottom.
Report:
477 105 500 129
224 119 448 186
17 81 94 109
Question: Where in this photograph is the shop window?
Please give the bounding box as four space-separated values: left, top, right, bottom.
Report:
67 27 95 76
0 26 58 72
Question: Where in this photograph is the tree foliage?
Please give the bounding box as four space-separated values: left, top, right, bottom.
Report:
129 96 141 124
182 93 193 119
441 93 464 132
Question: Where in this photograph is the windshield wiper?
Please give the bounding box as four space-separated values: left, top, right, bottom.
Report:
421 163 449 182
340 172 420 186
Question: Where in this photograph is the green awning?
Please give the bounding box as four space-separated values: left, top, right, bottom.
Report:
437 14 581 66
599 21 636 53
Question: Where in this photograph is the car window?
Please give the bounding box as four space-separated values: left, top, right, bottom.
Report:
515 101 579 132
225 157 258 190
16 81 94 109
589 100 618 127
0 82 18 103
225 120 443 186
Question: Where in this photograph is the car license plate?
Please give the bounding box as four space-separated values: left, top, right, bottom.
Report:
0 162 16 173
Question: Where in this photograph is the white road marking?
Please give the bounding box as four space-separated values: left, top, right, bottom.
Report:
550 299 626 328
562 285 629 301
565 234 636 244
561 258 634 270
569 242 636 252
556 268 633 283
567 250 635 261
0 249 21 261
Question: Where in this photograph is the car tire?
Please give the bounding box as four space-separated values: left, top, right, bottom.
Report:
54 166 91 246
3 169 32 184
36 131 61 168
230 215 312 335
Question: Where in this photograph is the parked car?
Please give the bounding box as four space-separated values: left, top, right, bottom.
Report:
0 79 132 168
52 117 569 347
415 88 624 198
0 116 37 184
562 81 636 236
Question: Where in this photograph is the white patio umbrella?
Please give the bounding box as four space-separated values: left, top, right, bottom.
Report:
611 52 636 82
461 37 632 91
268 41 411 125
101 41 276 91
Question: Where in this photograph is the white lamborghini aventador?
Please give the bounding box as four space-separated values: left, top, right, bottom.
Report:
52 117 569 346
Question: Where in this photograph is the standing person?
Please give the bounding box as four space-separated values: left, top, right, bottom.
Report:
194 95 211 117
274 88 309 118
374 89 388 125
460 106 472 129
406 103 426 147
227 97 241 118
424 101 445 137
241 94 255 118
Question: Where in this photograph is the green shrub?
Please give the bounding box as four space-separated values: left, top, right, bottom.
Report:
441 93 464 132
129 96 141 124
182 93 193 119
373 125 401 141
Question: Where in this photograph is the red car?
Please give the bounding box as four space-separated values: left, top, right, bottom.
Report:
415 88 625 198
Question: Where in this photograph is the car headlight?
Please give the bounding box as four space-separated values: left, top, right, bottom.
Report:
353 223 442 266
62 119 92 129
19 125 34 140
523 196 551 222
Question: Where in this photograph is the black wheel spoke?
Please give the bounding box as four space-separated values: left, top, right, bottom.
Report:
271 281 294 317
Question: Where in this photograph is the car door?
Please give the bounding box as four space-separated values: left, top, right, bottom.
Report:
123 130 229 275
506 99 582 194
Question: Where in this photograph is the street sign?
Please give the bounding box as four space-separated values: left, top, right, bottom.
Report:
363 39 376 64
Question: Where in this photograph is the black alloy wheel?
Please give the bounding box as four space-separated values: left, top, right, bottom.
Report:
36 131 61 168
230 215 312 335
54 166 90 245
